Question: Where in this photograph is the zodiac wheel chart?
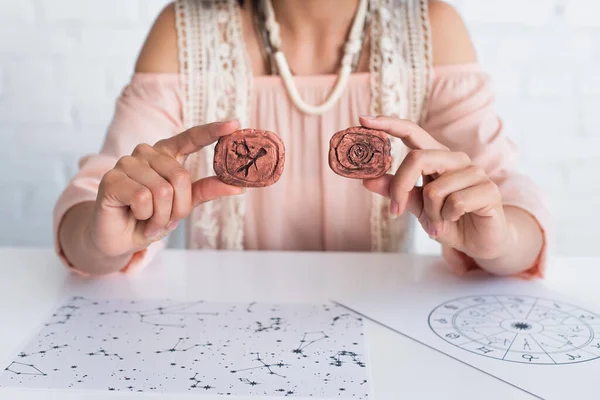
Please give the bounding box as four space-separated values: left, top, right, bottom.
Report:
428 295 600 365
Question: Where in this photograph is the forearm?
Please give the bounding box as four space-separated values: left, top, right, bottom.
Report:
473 206 544 276
58 202 134 276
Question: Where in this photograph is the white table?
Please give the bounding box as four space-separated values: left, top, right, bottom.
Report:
0 247 598 399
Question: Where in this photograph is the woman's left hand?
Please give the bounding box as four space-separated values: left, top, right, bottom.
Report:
359 115 510 260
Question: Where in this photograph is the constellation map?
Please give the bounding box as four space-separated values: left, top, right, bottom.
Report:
428 295 600 365
0 297 368 398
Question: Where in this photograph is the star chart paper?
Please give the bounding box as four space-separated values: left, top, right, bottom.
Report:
336 273 600 400
0 297 369 398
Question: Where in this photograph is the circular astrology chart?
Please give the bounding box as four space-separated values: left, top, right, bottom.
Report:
428 295 600 365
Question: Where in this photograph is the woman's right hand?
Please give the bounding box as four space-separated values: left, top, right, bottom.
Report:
90 120 244 258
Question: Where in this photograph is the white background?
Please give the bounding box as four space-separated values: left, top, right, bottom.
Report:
0 0 598 256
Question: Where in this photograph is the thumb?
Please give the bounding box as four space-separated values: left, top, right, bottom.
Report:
191 176 245 208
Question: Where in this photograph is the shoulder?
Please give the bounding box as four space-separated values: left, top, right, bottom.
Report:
427 0 477 66
135 2 179 73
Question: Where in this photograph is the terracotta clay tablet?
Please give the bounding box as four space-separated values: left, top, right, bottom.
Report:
213 128 285 187
328 126 392 179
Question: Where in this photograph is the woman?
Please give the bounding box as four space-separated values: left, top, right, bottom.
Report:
54 0 549 277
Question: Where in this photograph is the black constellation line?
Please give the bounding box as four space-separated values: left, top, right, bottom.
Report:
502 296 538 319
45 306 78 326
481 304 515 321
246 302 256 313
68 296 100 307
538 320 591 327
17 344 69 358
538 332 581 351
147 301 219 316
230 352 289 378
461 328 504 346
544 325 587 335
556 332 580 346
189 373 215 390
538 333 599 358
459 308 503 324
331 313 362 326
456 317 501 329
139 302 219 327
329 350 366 368
255 317 283 332
452 329 507 348
275 388 296 396
239 377 260 386
292 331 329 357
466 307 507 323
98 301 219 328
45 297 98 325
532 312 571 325
156 337 212 354
536 333 574 350
482 335 513 348
86 349 123 360
4 362 46 376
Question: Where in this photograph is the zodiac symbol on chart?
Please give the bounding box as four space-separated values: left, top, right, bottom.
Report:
522 354 539 362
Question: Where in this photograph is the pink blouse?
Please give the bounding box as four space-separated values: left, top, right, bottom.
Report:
53 64 551 278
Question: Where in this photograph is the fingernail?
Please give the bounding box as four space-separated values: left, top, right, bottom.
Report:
151 232 168 241
218 119 238 125
167 221 180 231
145 228 160 239
422 220 435 239
428 223 438 238
389 200 399 218
359 115 376 120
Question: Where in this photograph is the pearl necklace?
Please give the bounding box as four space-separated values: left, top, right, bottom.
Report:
258 0 370 115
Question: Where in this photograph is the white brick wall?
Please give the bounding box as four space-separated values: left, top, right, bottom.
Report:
0 0 598 257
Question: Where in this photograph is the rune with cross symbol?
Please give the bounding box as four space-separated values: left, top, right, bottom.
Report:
214 129 285 187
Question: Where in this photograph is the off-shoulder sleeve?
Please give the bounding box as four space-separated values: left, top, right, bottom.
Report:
53 73 184 275
423 64 552 279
